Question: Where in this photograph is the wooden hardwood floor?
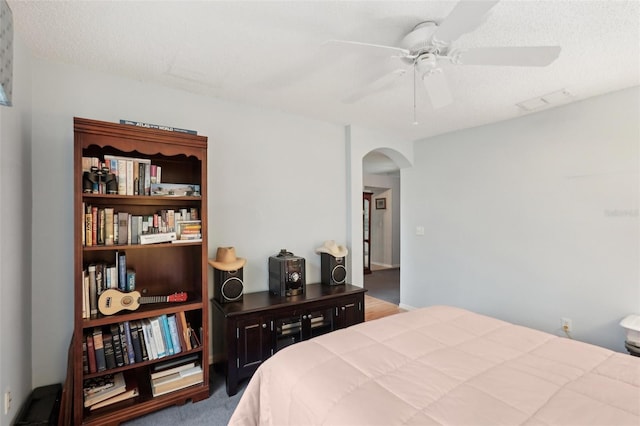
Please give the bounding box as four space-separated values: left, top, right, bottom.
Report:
364 294 406 321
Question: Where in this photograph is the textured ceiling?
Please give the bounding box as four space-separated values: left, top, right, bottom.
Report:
8 0 640 148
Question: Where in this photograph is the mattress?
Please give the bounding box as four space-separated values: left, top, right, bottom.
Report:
229 305 640 426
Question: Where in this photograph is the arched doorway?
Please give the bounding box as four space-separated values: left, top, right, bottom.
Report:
363 150 401 305
345 124 413 309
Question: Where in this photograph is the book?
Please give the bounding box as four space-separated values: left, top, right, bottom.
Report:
141 319 157 360
83 372 126 407
151 353 199 376
151 369 203 397
85 210 93 246
167 315 182 354
83 374 115 397
92 328 107 372
136 321 149 361
117 252 127 291
117 212 128 245
86 334 96 374
150 317 166 358
82 340 89 374
178 311 192 351
150 183 200 197
152 365 201 387
119 119 197 135
129 320 143 363
150 361 197 381
104 208 114 245
160 314 174 356
89 387 138 411
126 269 136 292
88 265 97 317
118 323 129 365
123 321 136 365
110 324 125 367
139 232 176 245
103 333 116 370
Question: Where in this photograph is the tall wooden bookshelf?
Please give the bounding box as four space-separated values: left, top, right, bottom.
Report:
71 117 209 425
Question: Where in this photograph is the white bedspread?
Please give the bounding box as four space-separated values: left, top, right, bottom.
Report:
229 305 640 425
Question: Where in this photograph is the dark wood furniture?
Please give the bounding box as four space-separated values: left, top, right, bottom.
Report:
72 117 209 425
211 283 366 396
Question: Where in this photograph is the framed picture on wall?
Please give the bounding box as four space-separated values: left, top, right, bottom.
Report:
375 198 386 209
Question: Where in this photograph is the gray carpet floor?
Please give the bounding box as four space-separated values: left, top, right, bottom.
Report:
123 370 245 426
363 267 400 305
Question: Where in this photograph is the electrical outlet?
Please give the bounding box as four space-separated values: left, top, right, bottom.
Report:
4 390 11 415
561 317 572 333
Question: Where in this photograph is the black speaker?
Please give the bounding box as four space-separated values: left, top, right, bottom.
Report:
214 267 244 303
321 253 347 285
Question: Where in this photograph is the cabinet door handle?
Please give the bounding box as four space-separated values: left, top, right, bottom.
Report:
262 323 267 329
341 306 346 311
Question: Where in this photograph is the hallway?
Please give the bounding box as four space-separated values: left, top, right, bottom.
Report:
363 267 399 305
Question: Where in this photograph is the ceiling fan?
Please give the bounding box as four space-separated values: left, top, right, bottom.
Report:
328 0 561 110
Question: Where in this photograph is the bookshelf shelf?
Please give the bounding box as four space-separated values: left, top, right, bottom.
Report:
69 117 209 425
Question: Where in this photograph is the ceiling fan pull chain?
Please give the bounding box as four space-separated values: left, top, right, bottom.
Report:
413 64 418 125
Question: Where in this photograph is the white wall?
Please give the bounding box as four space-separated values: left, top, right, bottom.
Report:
402 87 639 352
0 34 32 426
29 58 347 386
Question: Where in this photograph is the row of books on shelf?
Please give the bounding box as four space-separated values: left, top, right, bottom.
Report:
83 155 161 196
83 154 201 197
82 203 201 247
82 253 133 319
150 354 204 397
82 312 202 375
83 372 137 410
82 354 204 410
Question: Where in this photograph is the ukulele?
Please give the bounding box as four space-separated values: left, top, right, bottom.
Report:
98 288 188 316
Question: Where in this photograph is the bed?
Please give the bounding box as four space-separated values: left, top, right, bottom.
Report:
229 305 640 426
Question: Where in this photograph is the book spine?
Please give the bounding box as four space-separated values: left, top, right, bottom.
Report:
117 159 127 195
141 320 156 360
117 211 128 245
86 334 97 373
126 160 134 196
91 206 98 247
150 317 166 358
104 208 114 245
110 324 125 367
92 328 107 372
160 314 174 355
88 265 97 317
85 210 93 246
129 320 143 363
103 333 116 370
126 270 135 292
123 321 136 365
118 252 126 291
98 208 106 245
167 315 182 354
82 340 89 374
137 321 149 361
118 323 129 365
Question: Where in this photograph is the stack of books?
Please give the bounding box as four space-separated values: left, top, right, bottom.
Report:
150 356 204 397
83 372 138 411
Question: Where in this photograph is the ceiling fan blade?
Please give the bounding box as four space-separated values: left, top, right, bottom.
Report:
432 0 500 46
343 68 408 104
324 39 410 58
453 46 561 66
422 69 453 109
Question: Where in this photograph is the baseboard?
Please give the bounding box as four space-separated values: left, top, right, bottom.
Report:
399 303 417 311
371 262 399 269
